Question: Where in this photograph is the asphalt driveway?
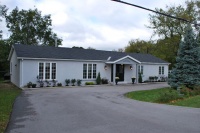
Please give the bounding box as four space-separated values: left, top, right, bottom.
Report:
6 83 200 133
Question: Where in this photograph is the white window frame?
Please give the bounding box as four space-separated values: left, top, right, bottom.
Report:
51 63 57 80
159 66 164 75
138 65 143 74
38 62 57 80
83 63 97 79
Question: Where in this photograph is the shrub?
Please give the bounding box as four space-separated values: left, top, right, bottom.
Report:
138 73 142 83
180 86 190 97
27 82 32 88
71 79 76 86
45 80 51 87
180 85 200 97
85 82 95 85
57 83 62 87
52 79 57 87
149 76 154 82
96 72 101 85
193 86 200 95
32 84 37 88
157 89 182 103
65 79 70 86
101 78 108 84
77 79 82 86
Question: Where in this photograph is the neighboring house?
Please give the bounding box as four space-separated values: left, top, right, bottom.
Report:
8 44 170 88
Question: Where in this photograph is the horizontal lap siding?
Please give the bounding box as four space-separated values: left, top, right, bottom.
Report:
142 64 169 81
22 60 108 87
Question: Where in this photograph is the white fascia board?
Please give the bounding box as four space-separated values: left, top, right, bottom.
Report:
7 45 14 61
16 57 105 62
141 62 171 65
113 55 141 64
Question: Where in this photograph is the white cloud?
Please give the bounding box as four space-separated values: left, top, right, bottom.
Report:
1 0 186 50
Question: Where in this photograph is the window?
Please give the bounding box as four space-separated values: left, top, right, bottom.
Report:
138 65 143 74
83 63 97 79
93 64 97 78
88 64 92 79
52 63 56 79
39 63 44 79
159 66 164 75
159 66 161 74
45 63 50 79
141 66 143 74
162 66 164 74
39 62 56 80
83 64 87 79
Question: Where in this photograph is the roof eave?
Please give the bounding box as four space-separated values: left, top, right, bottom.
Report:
141 62 171 65
7 45 14 61
16 57 106 62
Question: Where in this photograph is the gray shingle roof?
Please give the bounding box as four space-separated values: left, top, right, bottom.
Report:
13 44 169 64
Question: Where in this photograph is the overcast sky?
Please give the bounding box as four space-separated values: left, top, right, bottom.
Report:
1 0 185 50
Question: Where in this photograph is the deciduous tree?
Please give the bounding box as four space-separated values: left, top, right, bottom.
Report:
5 7 62 46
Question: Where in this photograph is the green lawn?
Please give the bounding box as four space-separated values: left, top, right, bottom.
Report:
169 95 200 108
125 88 170 102
0 83 21 133
125 87 200 108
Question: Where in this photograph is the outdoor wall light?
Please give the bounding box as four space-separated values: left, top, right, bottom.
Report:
130 65 133 70
104 65 107 70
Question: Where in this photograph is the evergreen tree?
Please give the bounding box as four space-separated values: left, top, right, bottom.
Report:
96 72 101 85
138 72 143 83
168 25 200 89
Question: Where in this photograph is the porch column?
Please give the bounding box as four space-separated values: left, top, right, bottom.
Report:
136 64 138 84
113 63 116 85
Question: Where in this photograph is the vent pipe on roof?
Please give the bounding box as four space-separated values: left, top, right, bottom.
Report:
107 56 111 61
54 37 57 47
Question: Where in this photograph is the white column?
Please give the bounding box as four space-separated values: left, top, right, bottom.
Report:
136 64 138 84
113 64 116 85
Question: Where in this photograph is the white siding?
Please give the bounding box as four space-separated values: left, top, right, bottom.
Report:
142 64 169 81
17 58 169 87
124 64 137 83
21 59 110 87
10 50 20 87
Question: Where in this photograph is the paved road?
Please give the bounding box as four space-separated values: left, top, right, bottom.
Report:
6 83 200 133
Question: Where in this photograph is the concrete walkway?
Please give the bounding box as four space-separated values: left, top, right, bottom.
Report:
6 83 200 133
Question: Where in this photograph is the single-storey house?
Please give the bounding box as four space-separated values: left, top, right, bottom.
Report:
8 44 170 87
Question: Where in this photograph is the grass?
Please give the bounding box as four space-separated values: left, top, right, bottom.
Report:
125 87 200 108
0 82 21 133
169 95 200 108
125 88 170 102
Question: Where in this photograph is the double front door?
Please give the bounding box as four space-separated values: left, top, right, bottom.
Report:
111 64 124 82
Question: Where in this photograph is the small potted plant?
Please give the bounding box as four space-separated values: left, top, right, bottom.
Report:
45 80 51 87
77 79 82 86
27 82 32 88
32 83 37 88
65 79 70 86
115 77 119 85
57 83 62 87
52 79 57 87
131 76 136 84
37 75 44 87
71 79 76 86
